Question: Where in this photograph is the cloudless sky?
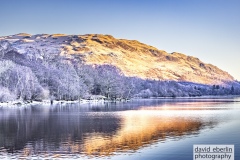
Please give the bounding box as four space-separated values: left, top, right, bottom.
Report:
1 0 240 80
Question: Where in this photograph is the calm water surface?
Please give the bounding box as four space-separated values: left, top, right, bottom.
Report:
0 97 239 159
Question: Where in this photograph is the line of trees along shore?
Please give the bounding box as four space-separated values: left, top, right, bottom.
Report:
0 42 240 102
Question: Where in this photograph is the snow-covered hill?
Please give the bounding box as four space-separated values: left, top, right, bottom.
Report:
0 33 234 85
1 33 240 102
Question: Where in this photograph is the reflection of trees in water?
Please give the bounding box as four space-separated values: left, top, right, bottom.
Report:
0 102 220 157
0 106 50 152
0 104 121 154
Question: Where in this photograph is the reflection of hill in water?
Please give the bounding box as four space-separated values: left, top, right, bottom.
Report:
0 101 222 158
82 111 210 156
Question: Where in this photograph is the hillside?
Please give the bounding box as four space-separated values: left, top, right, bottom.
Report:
0 33 239 102
0 33 234 85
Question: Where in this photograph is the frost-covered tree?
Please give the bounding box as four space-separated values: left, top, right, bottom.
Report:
0 86 16 102
95 65 125 99
75 64 96 96
0 60 44 100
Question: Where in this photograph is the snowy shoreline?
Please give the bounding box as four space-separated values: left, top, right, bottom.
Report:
0 99 104 108
1 95 239 108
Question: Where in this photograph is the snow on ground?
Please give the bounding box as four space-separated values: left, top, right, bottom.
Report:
0 99 104 108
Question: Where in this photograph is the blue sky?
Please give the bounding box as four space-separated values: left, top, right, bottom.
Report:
1 0 240 80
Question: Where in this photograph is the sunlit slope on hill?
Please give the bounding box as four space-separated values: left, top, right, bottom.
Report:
1 33 234 85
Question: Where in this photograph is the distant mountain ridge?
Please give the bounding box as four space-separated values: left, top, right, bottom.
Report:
0 33 235 85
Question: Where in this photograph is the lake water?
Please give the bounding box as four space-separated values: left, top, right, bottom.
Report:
0 97 239 159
